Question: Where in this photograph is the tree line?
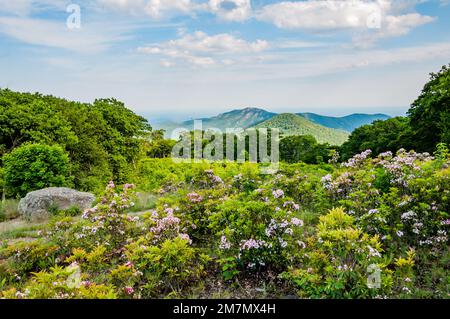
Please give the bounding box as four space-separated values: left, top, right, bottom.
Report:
0 90 151 197
147 64 450 164
340 64 450 159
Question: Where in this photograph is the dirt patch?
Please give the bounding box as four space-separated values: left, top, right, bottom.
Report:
0 218 41 234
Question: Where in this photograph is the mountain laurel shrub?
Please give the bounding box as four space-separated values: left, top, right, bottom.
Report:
0 240 60 283
281 208 393 298
210 192 307 278
0 148 448 298
123 237 210 298
0 265 117 299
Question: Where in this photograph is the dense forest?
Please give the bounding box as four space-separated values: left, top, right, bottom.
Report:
0 91 151 196
341 64 450 159
254 113 349 145
0 65 448 299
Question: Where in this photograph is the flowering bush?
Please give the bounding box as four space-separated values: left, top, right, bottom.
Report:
281 208 393 298
375 149 433 188
210 195 306 279
320 150 449 255
0 149 448 299
0 241 60 282
161 188 227 241
78 181 140 247
123 237 210 298
43 182 143 255
190 169 225 189
1 265 116 299
231 172 260 193
342 149 372 168
272 164 330 212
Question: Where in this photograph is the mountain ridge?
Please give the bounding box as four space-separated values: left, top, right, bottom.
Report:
298 112 391 132
253 113 350 145
150 107 391 139
180 107 276 130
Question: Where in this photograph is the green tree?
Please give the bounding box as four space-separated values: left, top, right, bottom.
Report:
146 139 176 158
0 91 77 157
0 166 4 202
0 89 152 192
340 117 413 160
408 64 450 152
280 135 331 164
3 144 71 197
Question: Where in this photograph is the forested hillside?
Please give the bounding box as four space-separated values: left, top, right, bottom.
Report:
298 113 391 132
153 108 390 137
254 113 349 145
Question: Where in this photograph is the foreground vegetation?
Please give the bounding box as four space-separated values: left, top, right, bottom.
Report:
0 150 449 299
0 64 449 299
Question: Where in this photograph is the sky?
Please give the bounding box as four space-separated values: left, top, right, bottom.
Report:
0 0 449 121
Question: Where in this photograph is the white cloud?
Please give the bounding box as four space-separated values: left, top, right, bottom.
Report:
257 0 435 46
160 60 176 67
0 0 69 16
353 13 435 47
165 31 268 53
138 31 269 66
97 0 198 18
1 0 447 116
186 56 216 66
98 0 253 21
275 40 330 49
0 16 128 53
208 0 252 21
306 42 450 78
258 0 384 30
0 0 34 16
227 42 450 81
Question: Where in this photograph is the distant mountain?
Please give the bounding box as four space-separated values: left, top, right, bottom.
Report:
151 120 184 137
150 107 390 140
152 107 276 135
297 113 391 132
180 107 276 131
253 113 349 145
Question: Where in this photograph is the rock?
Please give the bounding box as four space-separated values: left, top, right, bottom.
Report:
18 187 95 221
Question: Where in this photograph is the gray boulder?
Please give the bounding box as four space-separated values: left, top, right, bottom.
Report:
18 187 95 221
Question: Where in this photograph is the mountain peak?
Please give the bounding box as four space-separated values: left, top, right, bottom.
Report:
225 107 271 114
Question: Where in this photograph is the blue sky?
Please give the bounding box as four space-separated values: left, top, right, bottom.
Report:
0 0 449 120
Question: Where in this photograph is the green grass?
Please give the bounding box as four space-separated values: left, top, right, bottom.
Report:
129 192 158 212
0 199 20 222
0 221 45 241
